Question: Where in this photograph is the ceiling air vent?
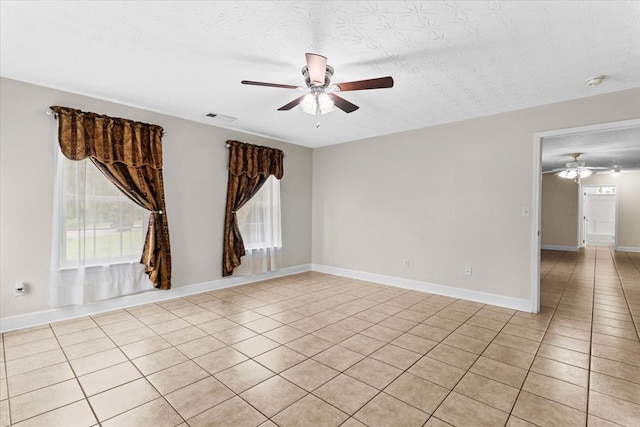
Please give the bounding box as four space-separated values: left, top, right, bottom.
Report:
205 112 237 122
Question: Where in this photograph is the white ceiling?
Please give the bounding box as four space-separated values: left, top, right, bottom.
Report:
1 1 639 148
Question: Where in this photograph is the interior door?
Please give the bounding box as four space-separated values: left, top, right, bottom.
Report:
583 186 617 246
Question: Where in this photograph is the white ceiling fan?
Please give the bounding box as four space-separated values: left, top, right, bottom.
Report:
545 153 608 182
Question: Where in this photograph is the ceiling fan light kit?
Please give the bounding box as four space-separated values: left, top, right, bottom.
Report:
553 152 606 183
241 52 394 127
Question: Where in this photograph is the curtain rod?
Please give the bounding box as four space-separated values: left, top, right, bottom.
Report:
46 108 168 136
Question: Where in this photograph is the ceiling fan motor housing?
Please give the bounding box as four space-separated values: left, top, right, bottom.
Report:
302 65 334 88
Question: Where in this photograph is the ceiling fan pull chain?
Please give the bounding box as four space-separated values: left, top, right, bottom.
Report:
315 94 321 128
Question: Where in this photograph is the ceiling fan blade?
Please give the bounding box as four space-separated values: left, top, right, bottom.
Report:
305 53 327 85
277 95 306 111
336 76 394 92
328 94 359 113
241 80 299 89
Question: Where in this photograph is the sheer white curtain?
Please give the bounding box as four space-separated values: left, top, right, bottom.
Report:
234 176 282 275
50 147 154 307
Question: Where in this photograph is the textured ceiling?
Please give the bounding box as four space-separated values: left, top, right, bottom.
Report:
542 125 640 173
1 1 639 148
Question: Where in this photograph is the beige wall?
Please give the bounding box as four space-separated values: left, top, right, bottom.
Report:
0 78 313 318
541 174 579 248
312 88 640 301
582 171 640 248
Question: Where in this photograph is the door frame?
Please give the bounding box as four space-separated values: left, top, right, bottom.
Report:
531 118 640 313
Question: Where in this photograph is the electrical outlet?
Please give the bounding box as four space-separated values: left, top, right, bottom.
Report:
464 266 472 276
402 259 410 268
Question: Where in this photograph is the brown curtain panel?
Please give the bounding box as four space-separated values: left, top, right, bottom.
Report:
223 140 284 277
50 105 172 290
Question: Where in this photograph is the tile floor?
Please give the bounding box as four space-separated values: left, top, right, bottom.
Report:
1 246 639 426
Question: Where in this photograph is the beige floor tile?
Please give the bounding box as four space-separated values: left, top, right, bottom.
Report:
7 362 74 397
505 415 538 427
542 332 590 353
88 378 159 421
339 334 386 356
408 324 451 342
272 394 349 427
590 356 640 385
187 396 266 427
51 318 98 336
101 319 146 336
408 356 466 389
241 376 306 417
313 345 365 371
537 343 590 369
57 327 106 347
165 376 234 420
3 328 54 348
12 400 96 427
5 348 67 377
442 332 489 354
492 333 540 355
196 317 238 335
133 347 189 376
481 343 535 370
530 356 589 387
434 392 509 427
384 372 448 414
226 310 265 325
176 335 226 358
391 333 438 354
108 326 157 347
370 339 424 370
243 317 283 333
312 324 356 344
453 372 519 413
286 334 333 357
427 343 478 370
263 325 308 344
9 379 85 424
4 338 60 361
161 325 207 346
69 348 128 377
213 325 258 345
281 359 340 392
354 392 429 427
120 335 171 360
214 359 274 393
590 372 640 405
591 343 640 367
424 416 455 426
0 399 8 427
466 315 507 331
512 391 586 426
78 361 141 396
469 356 528 388
589 390 640 426
378 315 419 332
334 316 375 333
454 323 498 342
254 346 307 373
345 357 402 389
193 346 248 374
314 374 378 414
522 371 587 411
147 360 209 395
101 398 183 426
232 335 280 358
63 337 116 360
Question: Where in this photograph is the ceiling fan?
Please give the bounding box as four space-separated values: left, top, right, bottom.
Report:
241 53 394 127
545 153 608 182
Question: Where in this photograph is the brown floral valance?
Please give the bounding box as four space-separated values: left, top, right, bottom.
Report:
50 106 164 169
227 140 284 179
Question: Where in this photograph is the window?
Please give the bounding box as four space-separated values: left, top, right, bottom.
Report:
50 148 153 307
234 176 282 274
59 156 147 267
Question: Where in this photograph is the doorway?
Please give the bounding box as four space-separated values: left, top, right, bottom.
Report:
531 118 640 314
580 185 617 247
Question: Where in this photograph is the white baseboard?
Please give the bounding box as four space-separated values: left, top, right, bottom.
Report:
616 246 640 253
0 264 311 333
541 244 579 252
311 264 532 313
